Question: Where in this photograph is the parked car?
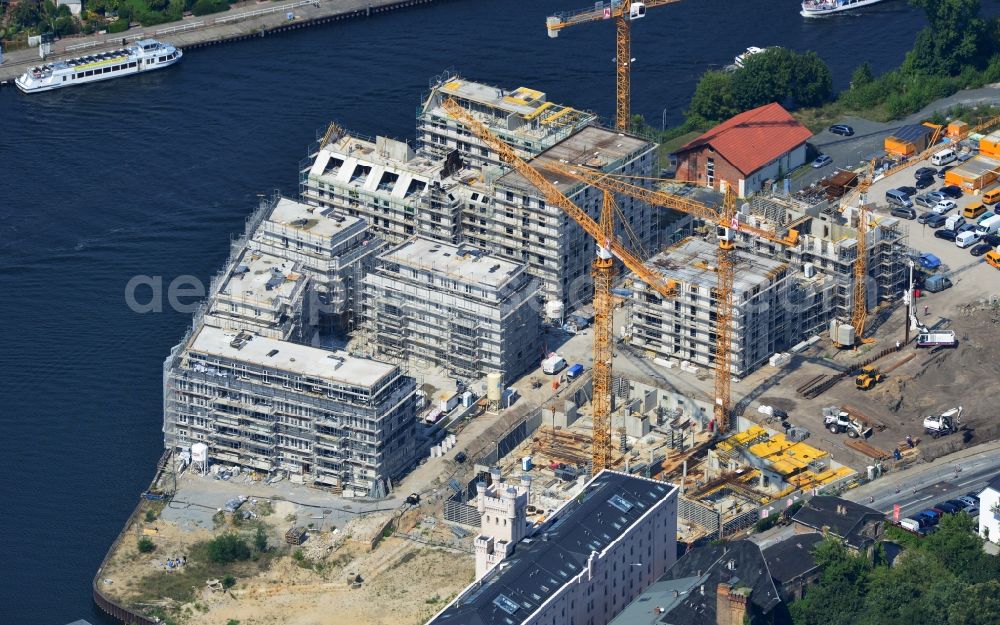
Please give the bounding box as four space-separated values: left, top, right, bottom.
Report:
890 206 917 219
932 502 959 515
933 200 958 214
914 167 937 179
914 193 936 208
957 151 974 162
918 252 942 269
915 175 936 190
812 154 833 168
971 240 994 256
956 495 979 508
936 166 953 179
958 222 977 234
939 185 963 199
946 499 970 510
935 228 958 241
926 214 948 228
926 191 948 204
897 185 917 197
829 124 855 136
966 492 982 502
978 211 996 224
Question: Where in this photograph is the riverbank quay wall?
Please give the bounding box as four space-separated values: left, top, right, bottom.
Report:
91 450 171 625
0 0 445 84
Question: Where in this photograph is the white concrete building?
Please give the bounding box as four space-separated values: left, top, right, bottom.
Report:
203 247 308 342
163 325 417 497
427 471 678 625
248 196 384 337
978 477 1000 543
300 129 473 245
474 470 531 580
363 237 541 383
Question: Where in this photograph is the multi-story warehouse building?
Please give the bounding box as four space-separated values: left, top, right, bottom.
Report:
363 237 541 384
163 325 417 497
426 471 678 625
300 129 474 246
203 247 308 342
248 195 383 337
470 126 662 310
629 238 792 378
417 73 597 169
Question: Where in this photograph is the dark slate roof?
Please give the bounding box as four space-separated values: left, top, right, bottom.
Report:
429 471 676 625
791 496 883 549
889 123 934 143
761 533 823 586
609 540 781 625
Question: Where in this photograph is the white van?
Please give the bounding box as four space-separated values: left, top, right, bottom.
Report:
931 148 957 166
976 214 1000 236
956 230 982 248
900 518 922 532
945 214 965 231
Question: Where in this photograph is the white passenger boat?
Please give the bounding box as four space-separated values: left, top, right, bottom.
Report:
15 38 181 94
801 0 884 17
734 46 767 68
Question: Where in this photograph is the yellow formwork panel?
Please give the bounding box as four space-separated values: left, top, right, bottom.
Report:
441 80 463 92
522 101 554 121
541 106 577 125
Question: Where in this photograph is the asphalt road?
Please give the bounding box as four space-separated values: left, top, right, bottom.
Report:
791 85 1000 192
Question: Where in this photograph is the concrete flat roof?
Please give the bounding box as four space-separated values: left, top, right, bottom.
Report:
647 238 788 294
189 325 397 387
381 237 523 288
218 248 304 305
325 134 443 176
267 197 365 240
497 126 653 193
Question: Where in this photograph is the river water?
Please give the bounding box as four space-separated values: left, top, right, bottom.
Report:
1 0 997 622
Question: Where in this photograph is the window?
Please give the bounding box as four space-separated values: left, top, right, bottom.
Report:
706 157 715 185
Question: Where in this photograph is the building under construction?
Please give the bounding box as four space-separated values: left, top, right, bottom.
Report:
628 238 791 378
417 73 598 169
247 195 384 337
300 130 472 245
481 125 664 311
162 324 417 497
362 237 541 384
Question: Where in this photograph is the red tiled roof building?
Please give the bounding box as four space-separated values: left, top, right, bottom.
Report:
674 103 813 196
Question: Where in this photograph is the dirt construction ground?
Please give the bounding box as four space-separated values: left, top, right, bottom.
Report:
98 474 474 625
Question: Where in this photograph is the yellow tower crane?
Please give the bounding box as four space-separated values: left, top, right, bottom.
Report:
536 163 798 434
441 98 678 473
545 1 682 131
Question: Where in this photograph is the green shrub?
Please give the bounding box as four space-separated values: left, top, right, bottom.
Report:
137 537 156 553
205 533 251 564
222 575 236 590
107 18 130 33
191 0 228 16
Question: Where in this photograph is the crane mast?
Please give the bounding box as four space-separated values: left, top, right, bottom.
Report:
440 98 677 473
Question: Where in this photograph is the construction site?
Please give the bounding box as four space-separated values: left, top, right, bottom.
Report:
94 2 1000 625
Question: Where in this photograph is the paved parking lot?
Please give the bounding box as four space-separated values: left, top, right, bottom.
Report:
864 154 997 285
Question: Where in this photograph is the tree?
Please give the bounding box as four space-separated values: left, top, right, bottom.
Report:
904 0 987 75
789 539 872 625
137 537 156 553
731 48 795 111
205 533 251 564
949 580 1000 625
851 62 874 88
686 71 738 126
791 51 833 107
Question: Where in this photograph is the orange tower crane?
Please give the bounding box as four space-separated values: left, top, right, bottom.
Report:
537 163 799 434
545 1 682 131
441 98 677 472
